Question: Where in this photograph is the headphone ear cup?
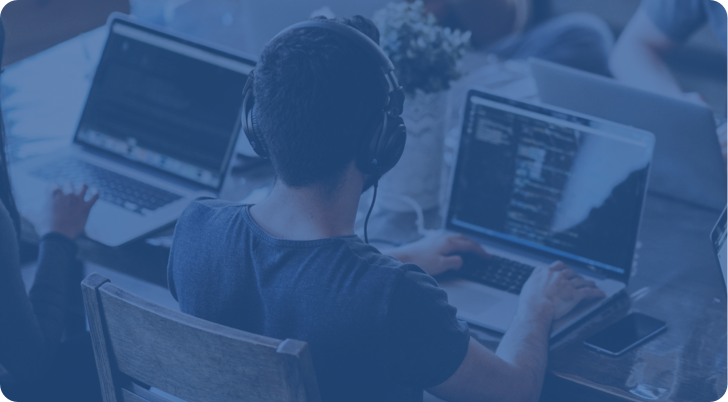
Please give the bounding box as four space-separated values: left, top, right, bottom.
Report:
241 72 270 158
376 115 406 175
357 114 407 177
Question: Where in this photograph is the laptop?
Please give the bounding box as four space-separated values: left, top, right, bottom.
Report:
11 15 255 247
530 58 726 212
711 206 727 287
439 90 655 337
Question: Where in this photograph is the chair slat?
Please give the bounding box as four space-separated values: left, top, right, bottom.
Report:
82 274 120 402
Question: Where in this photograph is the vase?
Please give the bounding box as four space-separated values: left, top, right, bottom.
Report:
377 90 447 212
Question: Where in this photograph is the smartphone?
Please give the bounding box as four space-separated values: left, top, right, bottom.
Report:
584 313 666 356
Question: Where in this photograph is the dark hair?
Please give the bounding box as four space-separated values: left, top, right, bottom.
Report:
253 15 387 189
0 21 19 236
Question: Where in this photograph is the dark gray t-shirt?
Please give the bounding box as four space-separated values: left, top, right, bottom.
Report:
168 199 470 402
643 0 727 49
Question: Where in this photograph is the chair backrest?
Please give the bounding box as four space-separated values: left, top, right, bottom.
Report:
82 273 321 402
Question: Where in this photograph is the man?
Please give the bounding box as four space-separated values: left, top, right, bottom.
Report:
168 15 604 402
610 0 727 157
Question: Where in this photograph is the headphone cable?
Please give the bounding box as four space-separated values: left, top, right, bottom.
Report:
364 181 379 244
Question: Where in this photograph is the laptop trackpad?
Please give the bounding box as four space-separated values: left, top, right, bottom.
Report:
448 287 501 315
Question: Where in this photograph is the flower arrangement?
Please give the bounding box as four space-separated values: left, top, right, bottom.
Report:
373 0 471 95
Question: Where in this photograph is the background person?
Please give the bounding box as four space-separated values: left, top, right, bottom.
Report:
417 0 615 76
0 20 101 402
610 0 727 157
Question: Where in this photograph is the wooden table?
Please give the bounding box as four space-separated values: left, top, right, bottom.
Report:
366 191 727 402
6 22 726 402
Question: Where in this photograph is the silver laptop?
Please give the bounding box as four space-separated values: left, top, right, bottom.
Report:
439 90 654 337
711 206 727 288
530 58 726 211
11 15 255 247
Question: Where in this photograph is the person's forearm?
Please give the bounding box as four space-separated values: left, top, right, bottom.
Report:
610 41 683 98
495 303 554 402
29 233 79 346
0 232 77 383
610 9 683 98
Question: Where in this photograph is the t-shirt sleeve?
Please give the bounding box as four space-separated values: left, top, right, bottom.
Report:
383 266 470 388
642 0 707 43
167 197 219 301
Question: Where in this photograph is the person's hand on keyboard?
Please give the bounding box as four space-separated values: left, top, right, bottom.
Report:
35 183 99 240
519 261 606 320
385 232 491 277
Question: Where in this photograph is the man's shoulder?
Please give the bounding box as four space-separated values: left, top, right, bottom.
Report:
340 238 419 273
172 198 248 247
337 239 434 292
186 197 243 213
178 197 245 224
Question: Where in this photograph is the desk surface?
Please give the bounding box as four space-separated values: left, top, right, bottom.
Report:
541 194 726 402
366 191 727 402
5 24 726 402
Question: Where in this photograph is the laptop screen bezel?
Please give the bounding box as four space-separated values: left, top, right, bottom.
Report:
72 15 257 193
445 89 655 283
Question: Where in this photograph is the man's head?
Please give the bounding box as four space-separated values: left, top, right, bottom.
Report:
252 16 388 191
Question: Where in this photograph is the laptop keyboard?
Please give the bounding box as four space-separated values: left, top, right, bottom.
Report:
457 255 536 295
32 159 183 215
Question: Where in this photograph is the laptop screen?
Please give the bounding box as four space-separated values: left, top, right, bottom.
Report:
711 207 727 285
447 91 654 279
74 18 254 191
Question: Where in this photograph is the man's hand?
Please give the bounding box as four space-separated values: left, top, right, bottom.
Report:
385 232 490 277
519 261 606 320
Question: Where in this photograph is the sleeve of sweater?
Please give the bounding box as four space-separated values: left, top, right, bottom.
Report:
0 201 79 383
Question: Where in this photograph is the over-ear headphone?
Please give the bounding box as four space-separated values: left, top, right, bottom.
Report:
241 19 407 179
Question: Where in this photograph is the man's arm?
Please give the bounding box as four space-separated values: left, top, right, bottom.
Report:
610 8 684 98
427 262 605 402
383 232 491 277
425 308 552 402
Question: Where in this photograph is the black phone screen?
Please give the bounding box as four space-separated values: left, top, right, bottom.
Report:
584 313 666 356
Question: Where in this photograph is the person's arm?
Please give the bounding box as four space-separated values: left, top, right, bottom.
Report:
610 7 684 98
383 232 491 277
0 185 96 382
0 200 56 383
427 262 605 402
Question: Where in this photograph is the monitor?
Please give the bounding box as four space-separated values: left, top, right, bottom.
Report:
74 17 255 191
446 90 655 280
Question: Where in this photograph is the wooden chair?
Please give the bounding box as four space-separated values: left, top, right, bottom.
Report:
81 273 321 402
